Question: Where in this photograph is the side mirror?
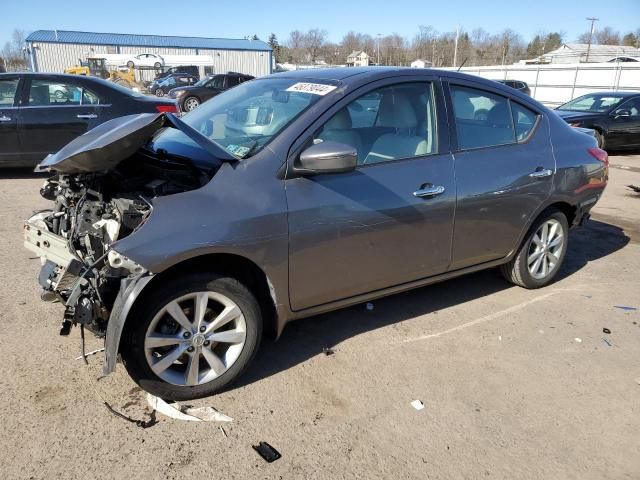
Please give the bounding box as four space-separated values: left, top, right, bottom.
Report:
297 141 357 175
614 109 632 118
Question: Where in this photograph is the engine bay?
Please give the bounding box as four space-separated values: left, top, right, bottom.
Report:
24 151 215 337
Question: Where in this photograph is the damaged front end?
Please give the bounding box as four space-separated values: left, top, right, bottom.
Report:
23 112 230 372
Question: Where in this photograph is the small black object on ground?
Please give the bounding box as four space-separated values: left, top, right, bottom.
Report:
253 441 281 463
322 347 335 356
603 327 611 334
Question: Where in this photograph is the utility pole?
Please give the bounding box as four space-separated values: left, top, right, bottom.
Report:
376 33 382 65
453 25 460 68
585 17 598 63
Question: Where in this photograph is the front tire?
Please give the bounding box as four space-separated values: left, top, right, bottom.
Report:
121 274 262 400
126 60 134 69
183 96 200 111
500 209 568 288
594 130 606 149
155 88 164 97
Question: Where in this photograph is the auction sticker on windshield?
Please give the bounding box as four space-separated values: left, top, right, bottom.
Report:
286 83 337 96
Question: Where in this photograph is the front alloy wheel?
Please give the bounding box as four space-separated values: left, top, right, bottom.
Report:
121 274 262 400
183 96 200 111
144 291 247 387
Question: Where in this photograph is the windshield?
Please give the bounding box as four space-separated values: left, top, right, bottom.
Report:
558 94 626 113
180 77 335 159
194 76 212 87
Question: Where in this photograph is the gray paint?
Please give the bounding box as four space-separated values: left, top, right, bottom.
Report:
97 67 605 363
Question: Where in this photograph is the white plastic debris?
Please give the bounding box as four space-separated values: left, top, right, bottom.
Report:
498 335 502 341
366 302 374 311
75 347 105 360
146 393 233 422
411 400 425 411
538 330 544 334
574 338 583 343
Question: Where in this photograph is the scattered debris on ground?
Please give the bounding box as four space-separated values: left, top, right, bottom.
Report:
574 338 583 343
614 305 638 312
322 347 336 356
252 442 281 463
602 338 612 347
146 394 233 422
603 328 611 334
411 400 425 411
627 184 640 193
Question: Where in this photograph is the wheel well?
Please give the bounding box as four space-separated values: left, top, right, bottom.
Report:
134 253 278 338
545 202 577 226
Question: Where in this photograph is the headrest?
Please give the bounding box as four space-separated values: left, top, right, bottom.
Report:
377 91 417 129
487 102 511 126
325 108 352 130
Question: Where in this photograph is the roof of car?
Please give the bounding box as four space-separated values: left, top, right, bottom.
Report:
578 91 640 97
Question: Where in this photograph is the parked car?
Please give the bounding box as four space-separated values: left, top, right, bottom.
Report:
607 56 640 62
148 74 198 97
24 67 607 400
0 72 177 167
555 91 640 149
125 53 164 69
496 80 531 96
169 72 254 111
156 65 200 81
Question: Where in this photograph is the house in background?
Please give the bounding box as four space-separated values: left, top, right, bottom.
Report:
346 51 370 67
522 43 640 64
411 59 432 68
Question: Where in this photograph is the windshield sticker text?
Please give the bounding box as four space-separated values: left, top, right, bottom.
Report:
285 83 337 96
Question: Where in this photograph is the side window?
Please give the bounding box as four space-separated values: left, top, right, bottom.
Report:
451 85 515 150
616 98 640 117
314 82 437 165
511 102 538 141
0 79 19 106
81 89 101 105
28 80 82 106
204 66 214 76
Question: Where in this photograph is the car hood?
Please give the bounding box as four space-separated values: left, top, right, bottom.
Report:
35 113 235 174
555 110 600 122
169 85 202 95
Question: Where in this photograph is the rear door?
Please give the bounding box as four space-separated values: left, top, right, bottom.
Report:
0 75 21 166
444 79 554 269
18 76 103 163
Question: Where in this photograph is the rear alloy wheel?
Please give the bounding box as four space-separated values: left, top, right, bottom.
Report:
500 210 568 288
155 88 164 97
183 96 200 111
594 131 606 149
126 60 134 69
121 274 262 400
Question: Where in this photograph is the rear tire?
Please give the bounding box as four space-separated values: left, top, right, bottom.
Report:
155 88 164 97
121 274 262 400
126 60 134 69
594 130 606 149
500 209 569 289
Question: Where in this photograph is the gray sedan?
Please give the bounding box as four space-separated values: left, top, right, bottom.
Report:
25 67 608 400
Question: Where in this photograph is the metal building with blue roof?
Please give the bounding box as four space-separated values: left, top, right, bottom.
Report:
25 30 273 77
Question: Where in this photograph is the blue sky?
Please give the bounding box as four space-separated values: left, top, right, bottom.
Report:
3 0 639 46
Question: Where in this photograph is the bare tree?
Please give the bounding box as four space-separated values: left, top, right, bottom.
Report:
301 28 327 63
595 26 621 45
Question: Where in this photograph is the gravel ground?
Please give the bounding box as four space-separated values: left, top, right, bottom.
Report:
1 154 639 480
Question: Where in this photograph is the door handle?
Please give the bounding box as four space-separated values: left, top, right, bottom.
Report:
529 168 553 178
413 185 446 198
77 114 98 119
0 115 11 122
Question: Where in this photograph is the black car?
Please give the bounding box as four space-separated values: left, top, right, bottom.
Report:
555 91 640 149
148 73 198 97
155 65 200 81
496 80 531 96
168 72 254 112
0 73 178 167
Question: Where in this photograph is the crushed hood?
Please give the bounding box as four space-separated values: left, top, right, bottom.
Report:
35 112 235 174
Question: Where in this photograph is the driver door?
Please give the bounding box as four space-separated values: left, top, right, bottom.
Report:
285 79 456 311
607 97 640 148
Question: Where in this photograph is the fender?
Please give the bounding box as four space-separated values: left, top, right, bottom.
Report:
103 273 154 375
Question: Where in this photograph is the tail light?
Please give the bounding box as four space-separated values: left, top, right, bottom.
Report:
156 104 178 113
587 147 608 166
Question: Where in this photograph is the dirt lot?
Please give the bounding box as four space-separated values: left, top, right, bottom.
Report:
1 154 639 480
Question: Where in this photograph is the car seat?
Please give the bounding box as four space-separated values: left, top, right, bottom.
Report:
363 91 428 164
317 108 363 162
